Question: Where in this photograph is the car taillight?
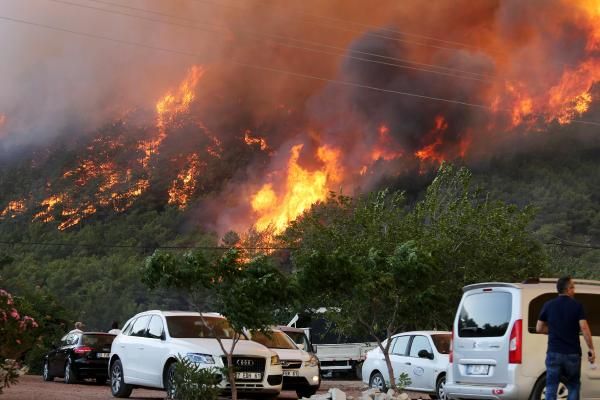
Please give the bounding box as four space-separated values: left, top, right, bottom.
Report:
74 346 93 354
449 330 453 363
509 319 522 364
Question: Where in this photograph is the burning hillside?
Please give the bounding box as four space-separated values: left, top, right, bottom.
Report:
1 0 599 234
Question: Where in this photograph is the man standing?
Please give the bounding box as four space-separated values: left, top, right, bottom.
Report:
537 276 596 400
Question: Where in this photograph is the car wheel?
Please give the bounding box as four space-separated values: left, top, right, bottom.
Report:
296 386 319 398
431 374 447 400
369 371 387 392
530 375 569 400
42 360 53 382
64 359 77 384
110 359 132 398
165 362 177 399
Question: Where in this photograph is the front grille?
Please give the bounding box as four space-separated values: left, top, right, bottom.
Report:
280 360 302 369
221 356 266 374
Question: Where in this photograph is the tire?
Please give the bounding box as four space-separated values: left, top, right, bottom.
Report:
42 360 53 382
530 375 569 400
431 374 447 400
354 361 363 380
296 386 319 398
369 371 387 392
164 362 177 400
110 359 132 398
64 359 77 384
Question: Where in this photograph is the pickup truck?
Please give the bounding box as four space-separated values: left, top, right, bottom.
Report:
281 312 377 379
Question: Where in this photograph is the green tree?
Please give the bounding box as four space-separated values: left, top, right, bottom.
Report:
284 163 547 391
142 249 291 400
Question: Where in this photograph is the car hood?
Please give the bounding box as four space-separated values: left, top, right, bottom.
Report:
169 338 274 357
270 348 310 362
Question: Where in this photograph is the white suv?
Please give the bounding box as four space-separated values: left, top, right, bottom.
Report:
248 328 321 398
108 310 283 398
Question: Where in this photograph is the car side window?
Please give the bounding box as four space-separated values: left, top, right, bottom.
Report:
147 316 164 339
409 335 433 358
130 316 151 337
391 336 410 355
122 319 134 336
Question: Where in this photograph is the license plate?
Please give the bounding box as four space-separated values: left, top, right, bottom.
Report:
466 364 489 375
283 370 299 377
235 372 262 380
97 353 110 358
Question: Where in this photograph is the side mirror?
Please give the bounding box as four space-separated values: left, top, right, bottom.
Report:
418 349 434 360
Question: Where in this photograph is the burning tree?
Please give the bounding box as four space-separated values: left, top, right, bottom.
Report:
141 248 292 400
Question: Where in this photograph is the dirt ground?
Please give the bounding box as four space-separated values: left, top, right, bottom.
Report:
1 375 430 399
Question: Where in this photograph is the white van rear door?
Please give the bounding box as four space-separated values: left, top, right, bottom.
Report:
452 287 517 385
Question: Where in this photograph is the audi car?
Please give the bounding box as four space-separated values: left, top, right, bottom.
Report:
108 310 283 398
43 332 116 384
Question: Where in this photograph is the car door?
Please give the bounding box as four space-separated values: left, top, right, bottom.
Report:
577 293 600 398
405 335 435 392
56 333 78 376
389 335 411 386
138 315 170 387
117 315 151 384
48 335 68 376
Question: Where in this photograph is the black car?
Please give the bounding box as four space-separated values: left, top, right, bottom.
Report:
43 331 116 384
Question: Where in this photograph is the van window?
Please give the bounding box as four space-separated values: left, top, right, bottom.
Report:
458 292 512 337
529 292 600 334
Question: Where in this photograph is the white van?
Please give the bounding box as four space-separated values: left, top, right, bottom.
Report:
445 278 600 400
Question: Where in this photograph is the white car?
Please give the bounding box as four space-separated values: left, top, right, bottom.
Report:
362 331 451 399
108 310 283 399
248 328 321 398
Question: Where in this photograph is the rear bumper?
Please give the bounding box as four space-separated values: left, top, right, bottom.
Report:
445 382 529 400
73 359 110 377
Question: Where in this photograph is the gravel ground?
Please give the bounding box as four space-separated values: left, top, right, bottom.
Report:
1 375 430 399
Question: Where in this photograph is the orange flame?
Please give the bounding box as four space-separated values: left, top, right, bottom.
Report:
168 153 204 209
244 130 269 151
251 144 342 233
0 200 27 219
415 116 449 164
370 124 404 161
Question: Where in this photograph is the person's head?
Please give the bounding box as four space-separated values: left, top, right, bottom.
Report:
557 276 575 297
111 321 119 329
74 321 84 330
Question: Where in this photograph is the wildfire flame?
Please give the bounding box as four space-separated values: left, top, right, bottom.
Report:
0 200 27 219
251 144 342 233
168 153 205 209
244 130 269 151
370 124 404 161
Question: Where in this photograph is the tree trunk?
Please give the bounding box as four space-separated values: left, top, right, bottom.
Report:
226 352 238 400
383 350 397 392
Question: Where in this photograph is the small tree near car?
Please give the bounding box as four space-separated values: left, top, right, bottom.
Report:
142 249 291 400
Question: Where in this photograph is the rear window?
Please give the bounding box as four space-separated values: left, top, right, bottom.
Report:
82 334 115 348
166 316 245 339
431 334 451 354
458 291 512 337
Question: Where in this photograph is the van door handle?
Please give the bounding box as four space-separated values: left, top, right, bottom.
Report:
405 362 411 365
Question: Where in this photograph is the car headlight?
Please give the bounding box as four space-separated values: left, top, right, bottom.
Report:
304 354 319 368
186 353 215 364
270 354 280 365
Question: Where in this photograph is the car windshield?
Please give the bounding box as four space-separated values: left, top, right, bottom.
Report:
166 316 244 339
431 333 451 354
82 334 115 348
250 331 297 349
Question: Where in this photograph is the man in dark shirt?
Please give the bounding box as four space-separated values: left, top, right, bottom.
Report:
536 276 595 400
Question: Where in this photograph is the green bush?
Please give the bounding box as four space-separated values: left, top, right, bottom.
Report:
170 356 221 400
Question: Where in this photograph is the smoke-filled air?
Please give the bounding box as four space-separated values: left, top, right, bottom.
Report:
1 0 599 234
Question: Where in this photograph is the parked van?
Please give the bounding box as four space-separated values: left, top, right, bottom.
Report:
445 278 600 400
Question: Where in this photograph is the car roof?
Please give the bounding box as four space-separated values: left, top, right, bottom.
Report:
392 330 451 338
134 310 225 318
463 278 600 293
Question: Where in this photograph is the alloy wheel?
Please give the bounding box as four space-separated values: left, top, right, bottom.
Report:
437 377 447 400
541 382 569 400
370 373 386 391
111 363 122 393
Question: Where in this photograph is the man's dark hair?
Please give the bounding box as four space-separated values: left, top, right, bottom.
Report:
557 276 572 294
111 320 119 329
